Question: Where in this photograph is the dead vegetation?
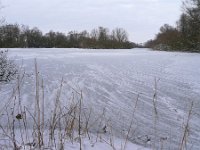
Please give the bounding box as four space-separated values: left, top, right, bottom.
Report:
0 60 197 150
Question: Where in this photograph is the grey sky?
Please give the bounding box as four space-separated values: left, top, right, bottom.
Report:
1 0 182 43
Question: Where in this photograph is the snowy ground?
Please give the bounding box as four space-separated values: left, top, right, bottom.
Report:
1 48 200 149
0 130 148 150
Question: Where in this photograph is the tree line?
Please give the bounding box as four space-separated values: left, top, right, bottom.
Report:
0 24 136 49
145 0 200 52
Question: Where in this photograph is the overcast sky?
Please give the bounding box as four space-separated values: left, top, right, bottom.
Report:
1 0 182 43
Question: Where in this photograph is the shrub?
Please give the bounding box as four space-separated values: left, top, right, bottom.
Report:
0 50 17 83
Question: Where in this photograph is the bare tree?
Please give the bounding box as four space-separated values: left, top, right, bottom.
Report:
0 1 5 25
111 28 128 43
98 27 109 41
90 29 99 40
181 0 200 49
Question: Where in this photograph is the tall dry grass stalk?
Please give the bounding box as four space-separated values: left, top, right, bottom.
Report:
152 78 159 150
123 93 140 150
179 101 193 150
34 59 42 148
78 91 83 150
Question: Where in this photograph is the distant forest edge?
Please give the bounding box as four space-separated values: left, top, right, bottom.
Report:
145 0 200 52
1 0 199 52
0 25 138 49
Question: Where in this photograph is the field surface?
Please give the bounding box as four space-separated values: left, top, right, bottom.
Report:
1 48 200 149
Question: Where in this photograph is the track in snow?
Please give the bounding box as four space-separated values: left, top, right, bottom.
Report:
1 48 200 149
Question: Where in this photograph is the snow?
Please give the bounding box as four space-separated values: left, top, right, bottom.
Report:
1 48 200 149
0 130 148 150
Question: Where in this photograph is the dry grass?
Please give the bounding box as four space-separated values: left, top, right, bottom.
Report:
0 60 197 150
0 60 122 149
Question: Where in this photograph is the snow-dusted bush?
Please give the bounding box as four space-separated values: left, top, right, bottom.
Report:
0 50 17 83
153 44 171 51
196 42 200 51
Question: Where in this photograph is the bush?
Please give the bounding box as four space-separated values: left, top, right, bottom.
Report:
153 44 171 51
0 50 17 83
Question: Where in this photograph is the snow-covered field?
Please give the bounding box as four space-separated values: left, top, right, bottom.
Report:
1 48 200 149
